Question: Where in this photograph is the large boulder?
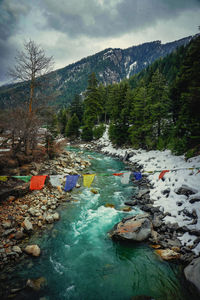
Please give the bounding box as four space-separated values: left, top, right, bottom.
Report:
109 214 152 242
184 257 200 293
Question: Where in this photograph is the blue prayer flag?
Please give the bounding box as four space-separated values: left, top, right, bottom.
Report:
133 172 142 181
64 175 79 192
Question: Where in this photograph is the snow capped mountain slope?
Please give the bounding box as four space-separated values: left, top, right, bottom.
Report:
0 35 196 107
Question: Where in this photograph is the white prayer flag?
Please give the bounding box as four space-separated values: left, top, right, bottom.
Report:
121 172 131 184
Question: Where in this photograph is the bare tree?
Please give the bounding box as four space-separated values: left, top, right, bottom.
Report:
4 40 55 156
9 39 54 112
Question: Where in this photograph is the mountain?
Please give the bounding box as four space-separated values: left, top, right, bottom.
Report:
0 35 197 108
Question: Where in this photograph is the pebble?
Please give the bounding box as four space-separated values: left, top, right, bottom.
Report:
12 246 22 254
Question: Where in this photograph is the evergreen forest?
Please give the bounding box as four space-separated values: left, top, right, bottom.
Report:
60 35 200 158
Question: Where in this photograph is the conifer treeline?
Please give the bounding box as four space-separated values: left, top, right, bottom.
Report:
58 35 200 157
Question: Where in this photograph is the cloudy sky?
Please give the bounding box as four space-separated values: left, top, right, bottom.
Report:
0 0 200 85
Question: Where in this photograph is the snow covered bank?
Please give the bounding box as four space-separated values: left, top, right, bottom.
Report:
96 127 200 255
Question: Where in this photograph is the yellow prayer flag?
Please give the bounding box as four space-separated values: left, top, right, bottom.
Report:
0 176 8 182
83 174 96 188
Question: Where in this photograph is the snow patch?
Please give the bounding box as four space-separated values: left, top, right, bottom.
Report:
127 61 137 78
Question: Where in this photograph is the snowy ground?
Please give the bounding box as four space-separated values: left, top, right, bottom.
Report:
95 127 200 255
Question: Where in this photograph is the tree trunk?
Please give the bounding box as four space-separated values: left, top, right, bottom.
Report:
29 81 34 113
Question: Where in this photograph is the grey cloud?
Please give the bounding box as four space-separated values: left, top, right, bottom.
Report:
0 0 200 84
41 0 200 38
0 0 30 82
0 0 30 39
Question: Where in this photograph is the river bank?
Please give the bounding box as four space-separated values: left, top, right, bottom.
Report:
73 130 200 294
0 148 91 281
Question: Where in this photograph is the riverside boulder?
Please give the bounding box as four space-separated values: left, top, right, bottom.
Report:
24 245 41 257
184 257 200 293
109 213 152 242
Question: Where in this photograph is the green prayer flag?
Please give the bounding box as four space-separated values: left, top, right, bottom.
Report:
13 176 32 183
98 173 110 176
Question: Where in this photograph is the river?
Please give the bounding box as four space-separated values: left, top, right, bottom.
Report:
2 148 197 299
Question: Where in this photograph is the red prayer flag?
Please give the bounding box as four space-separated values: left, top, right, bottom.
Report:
112 173 124 176
159 170 169 180
30 175 47 190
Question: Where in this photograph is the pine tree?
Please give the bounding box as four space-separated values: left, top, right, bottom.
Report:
108 82 130 145
147 70 170 142
129 83 151 148
65 113 80 138
83 72 101 127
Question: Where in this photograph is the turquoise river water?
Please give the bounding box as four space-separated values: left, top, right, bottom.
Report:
1 148 198 300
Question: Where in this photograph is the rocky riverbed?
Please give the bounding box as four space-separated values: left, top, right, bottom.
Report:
0 148 91 273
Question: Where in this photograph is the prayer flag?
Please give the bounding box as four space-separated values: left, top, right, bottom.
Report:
64 175 79 192
0 176 8 182
159 170 170 180
112 173 123 176
13 176 32 183
98 173 110 176
121 172 131 184
83 174 96 188
133 172 142 181
30 175 47 190
50 175 64 187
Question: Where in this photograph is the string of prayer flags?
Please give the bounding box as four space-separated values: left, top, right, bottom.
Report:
83 174 96 188
49 175 64 187
113 173 124 176
0 176 8 182
121 172 131 184
13 176 32 183
64 175 80 192
133 172 142 181
159 170 170 180
30 175 47 190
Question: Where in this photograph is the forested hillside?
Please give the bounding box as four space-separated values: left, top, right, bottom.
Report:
0 35 195 108
63 35 200 157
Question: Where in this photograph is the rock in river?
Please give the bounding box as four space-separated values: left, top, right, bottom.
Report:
184 257 200 293
109 213 152 242
26 277 47 291
24 244 41 257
